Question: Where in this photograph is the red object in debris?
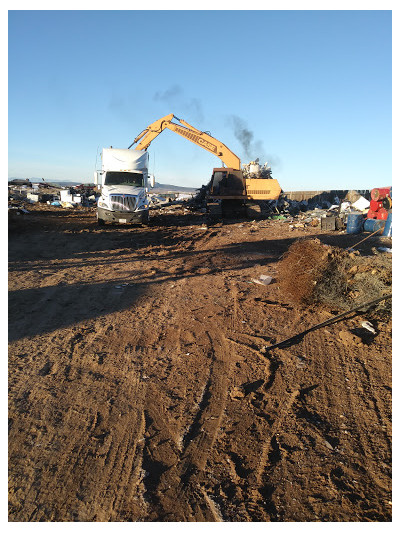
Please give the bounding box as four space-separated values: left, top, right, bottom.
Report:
376 207 389 220
371 187 391 201
369 199 383 212
367 208 378 219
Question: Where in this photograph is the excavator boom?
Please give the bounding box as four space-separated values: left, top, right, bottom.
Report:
129 114 241 170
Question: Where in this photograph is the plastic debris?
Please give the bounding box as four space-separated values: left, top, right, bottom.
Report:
340 201 352 213
351 196 370 212
361 321 377 335
251 274 273 286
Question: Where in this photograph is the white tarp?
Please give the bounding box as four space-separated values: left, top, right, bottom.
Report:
102 148 149 172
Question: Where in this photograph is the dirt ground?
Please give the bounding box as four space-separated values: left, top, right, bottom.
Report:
8 205 392 522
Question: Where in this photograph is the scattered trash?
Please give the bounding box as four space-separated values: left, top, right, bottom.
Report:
351 196 370 212
361 321 377 335
60 190 75 203
8 206 30 215
377 247 392 253
251 274 273 286
320 217 336 231
27 193 39 203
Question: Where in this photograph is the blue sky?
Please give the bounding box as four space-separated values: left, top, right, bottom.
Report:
8 9 392 191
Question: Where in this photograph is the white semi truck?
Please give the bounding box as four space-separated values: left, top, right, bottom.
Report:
94 148 154 226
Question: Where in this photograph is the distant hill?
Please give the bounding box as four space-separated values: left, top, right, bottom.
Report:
8 178 86 187
152 182 198 193
46 181 88 187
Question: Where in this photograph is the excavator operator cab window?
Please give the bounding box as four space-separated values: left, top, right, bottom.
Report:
227 172 244 191
212 171 227 194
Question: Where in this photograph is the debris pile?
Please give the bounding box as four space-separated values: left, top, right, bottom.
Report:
278 238 392 311
242 159 273 179
8 180 98 211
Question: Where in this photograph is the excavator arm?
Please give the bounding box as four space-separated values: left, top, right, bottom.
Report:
129 114 241 170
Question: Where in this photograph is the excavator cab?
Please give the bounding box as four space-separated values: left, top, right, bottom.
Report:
210 168 245 197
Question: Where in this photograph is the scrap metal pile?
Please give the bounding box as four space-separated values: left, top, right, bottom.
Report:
241 159 273 179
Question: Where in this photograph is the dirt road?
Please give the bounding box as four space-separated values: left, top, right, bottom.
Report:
8 206 392 521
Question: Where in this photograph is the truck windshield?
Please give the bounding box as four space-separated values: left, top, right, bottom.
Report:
104 172 144 187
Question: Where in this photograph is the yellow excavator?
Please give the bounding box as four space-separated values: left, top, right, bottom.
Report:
129 113 281 216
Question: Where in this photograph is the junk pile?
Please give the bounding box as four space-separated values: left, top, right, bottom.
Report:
148 194 169 207
261 187 392 237
59 189 91 208
242 159 273 179
278 238 392 313
345 186 392 237
8 181 99 211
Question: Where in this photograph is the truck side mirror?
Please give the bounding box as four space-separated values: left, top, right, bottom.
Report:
149 175 155 188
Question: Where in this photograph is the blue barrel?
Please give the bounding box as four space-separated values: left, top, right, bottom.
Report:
346 213 364 234
383 211 392 237
364 218 386 233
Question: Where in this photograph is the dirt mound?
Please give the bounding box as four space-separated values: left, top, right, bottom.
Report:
278 238 392 311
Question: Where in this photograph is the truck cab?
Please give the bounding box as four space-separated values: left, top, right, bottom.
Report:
94 148 155 225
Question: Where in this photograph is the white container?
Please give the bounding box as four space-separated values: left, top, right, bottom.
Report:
27 193 39 202
60 190 74 203
249 162 260 175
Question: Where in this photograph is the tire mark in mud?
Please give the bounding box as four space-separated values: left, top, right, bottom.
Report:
289 328 391 516
230 281 239 332
200 487 224 521
9 317 150 522
180 331 229 473
139 327 232 521
334 339 391 494
227 335 301 522
233 384 300 522
354 355 389 430
252 387 300 483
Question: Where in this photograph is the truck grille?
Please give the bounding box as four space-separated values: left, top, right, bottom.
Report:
110 195 138 212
